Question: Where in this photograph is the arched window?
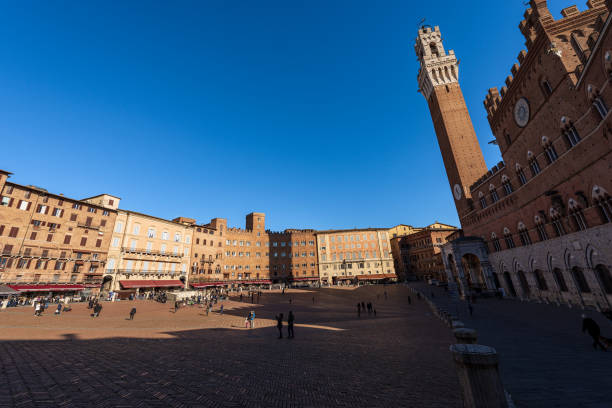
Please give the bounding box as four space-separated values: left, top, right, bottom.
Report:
541 136 558 164
568 198 588 231
541 79 553 97
571 266 591 293
518 222 532 246
490 184 499 203
504 133 512 146
479 191 487 209
527 151 541 176
595 264 612 294
516 163 527 185
503 228 515 249
430 43 439 57
549 207 565 237
534 269 548 291
501 175 513 195
592 185 612 223
553 268 568 292
588 85 608 119
491 232 501 252
534 215 549 241
561 117 581 147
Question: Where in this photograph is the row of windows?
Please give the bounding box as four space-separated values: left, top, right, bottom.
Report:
481 109 607 211
321 252 382 261
224 251 315 258
114 222 190 243
321 233 385 243
224 240 314 247
106 258 187 272
489 196 612 252
1 186 113 215
503 265 612 296
321 242 384 251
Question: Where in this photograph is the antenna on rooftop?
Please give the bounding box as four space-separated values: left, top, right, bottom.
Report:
417 17 426 28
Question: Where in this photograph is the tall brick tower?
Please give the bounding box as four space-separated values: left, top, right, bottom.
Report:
415 26 487 219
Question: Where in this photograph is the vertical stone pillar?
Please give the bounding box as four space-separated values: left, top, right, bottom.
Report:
455 263 469 299
450 344 508 408
480 261 496 290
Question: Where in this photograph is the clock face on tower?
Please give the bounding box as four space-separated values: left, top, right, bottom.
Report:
453 184 462 200
514 97 530 128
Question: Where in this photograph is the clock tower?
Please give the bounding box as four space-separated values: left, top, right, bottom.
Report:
415 26 487 220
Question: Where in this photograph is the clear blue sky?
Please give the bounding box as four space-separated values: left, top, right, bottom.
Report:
0 0 577 231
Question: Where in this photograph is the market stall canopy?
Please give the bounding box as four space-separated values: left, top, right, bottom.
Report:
0 284 19 296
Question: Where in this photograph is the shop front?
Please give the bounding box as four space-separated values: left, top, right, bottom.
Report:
117 279 184 299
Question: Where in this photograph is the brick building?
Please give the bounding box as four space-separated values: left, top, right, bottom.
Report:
0 170 118 296
316 228 396 284
418 0 612 310
101 210 194 295
201 213 318 286
402 223 458 282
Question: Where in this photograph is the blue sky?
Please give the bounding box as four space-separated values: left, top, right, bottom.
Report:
0 0 578 231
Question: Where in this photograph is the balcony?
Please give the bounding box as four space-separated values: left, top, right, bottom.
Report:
77 223 100 230
121 247 183 258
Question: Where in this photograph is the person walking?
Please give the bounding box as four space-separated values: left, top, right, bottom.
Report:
55 303 62 316
582 315 606 351
287 311 295 339
129 307 136 320
250 310 256 328
34 302 41 317
276 313 284 339
219 304 224 315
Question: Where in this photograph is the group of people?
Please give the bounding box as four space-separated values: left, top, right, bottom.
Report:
275 311 295 338
245 310 256 328
357 301 376 317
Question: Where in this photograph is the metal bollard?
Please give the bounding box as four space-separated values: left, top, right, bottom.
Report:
450 344 508 408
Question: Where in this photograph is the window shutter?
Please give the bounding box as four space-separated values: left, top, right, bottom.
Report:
45 206 50 214
0 225 3 235
96 239 102 248
8 198 13 207
62 261 66 270
26 259 31 268
60 209 64 217
30 232 37 240
64 235 71 245
47 234 53 242
80 237 87 246
36 204 42 213
26 202 31 211
17 200 22 209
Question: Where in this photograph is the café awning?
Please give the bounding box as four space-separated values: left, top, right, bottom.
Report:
119 280 183 289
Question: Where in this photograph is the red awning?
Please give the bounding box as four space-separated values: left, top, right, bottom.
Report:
190 282 227 288
356 273 397 281
291 277 319 281
119 280 184 289
9 284 85 292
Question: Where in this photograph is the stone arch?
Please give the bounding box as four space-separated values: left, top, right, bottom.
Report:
501 174 510 183
489 183 496 191
461 253 486 289
595 264 612 294
517 270 531 295
102 275 113 292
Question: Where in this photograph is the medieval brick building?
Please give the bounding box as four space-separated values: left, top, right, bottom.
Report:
418 0 612 311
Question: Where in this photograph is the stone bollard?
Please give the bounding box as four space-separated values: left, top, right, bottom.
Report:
450 344 508 408
453 328 478 344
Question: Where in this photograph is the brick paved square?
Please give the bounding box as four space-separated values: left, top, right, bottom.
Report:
0 285 461 407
